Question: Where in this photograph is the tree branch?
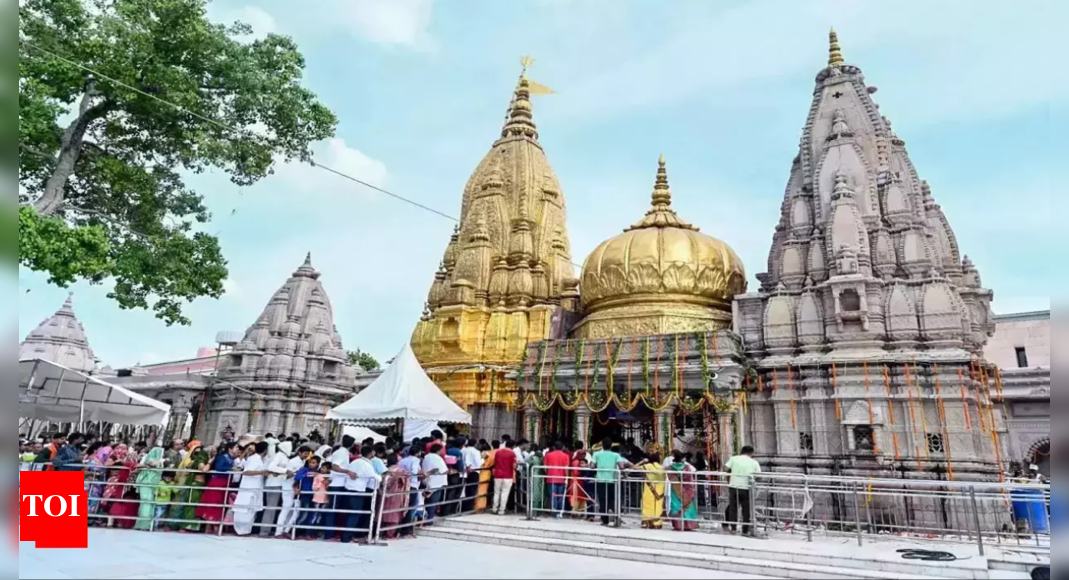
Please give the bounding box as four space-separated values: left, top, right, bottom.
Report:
33 77 111 217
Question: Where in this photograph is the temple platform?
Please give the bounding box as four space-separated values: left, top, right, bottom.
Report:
421 515 1047 580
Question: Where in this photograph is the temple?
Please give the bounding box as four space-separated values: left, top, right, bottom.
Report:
410 64 578 433
733 30 1002 479
509 156 751 460
19 34 1021 482
18 294 100 373
99 255 376 443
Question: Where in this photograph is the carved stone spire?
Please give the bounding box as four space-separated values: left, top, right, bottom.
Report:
19 293 99 373
412 63 576 408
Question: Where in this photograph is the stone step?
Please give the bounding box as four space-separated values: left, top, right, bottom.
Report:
422 525 954 580
437 518 985 580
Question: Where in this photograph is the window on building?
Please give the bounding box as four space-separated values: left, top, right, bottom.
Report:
1015 347 1029 369
840 289 862 312
799 432 814 453
853 426 875 452
926 433 946 455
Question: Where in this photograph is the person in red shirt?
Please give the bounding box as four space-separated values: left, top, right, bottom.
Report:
491 441 518 515
424 430 446 458
543 441 571 519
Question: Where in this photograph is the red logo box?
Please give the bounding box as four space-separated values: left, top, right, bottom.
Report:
19 471 88 549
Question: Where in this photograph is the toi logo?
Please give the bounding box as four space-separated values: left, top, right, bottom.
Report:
19 472 88 549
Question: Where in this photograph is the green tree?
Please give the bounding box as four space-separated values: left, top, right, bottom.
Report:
347 350 381 372
18 0 337 324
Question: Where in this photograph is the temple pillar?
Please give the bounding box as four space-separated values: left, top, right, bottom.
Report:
574 405 592 447
718 412 735 465
162 393 193 443
523 404 541 444
656 404 677 453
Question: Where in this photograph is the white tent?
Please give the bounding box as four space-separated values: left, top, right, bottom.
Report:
403 419 442 442
327 344 471 425
19 359 171 425
342 425 386 444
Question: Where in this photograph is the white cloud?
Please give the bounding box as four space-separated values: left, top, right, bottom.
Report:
328 0 435 47
222 277 242 298
274 137 388 197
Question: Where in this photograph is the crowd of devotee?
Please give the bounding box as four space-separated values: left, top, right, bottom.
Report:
18 430 766 542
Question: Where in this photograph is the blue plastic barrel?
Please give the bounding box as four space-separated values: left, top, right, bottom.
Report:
1011 489 1049 534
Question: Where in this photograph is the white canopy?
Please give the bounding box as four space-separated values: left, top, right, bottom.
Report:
327 344 471 425
403 419 442 442
342 425 386 444
19 359 171 425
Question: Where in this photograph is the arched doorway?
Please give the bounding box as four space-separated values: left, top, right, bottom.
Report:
1032 441 1050 478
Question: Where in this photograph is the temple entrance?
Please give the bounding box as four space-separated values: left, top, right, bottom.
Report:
591 402 654 449
1033 441 1050 478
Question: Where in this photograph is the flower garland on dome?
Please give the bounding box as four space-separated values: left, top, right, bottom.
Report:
517 346 530 395
534 341 549 395
642 337 652 394
549 339 561 393
670 334 681 397
589 342 601 393
571 339 586 395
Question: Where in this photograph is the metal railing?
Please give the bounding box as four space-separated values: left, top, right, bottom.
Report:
21 460 1050 556
21 461 500 544
523 464 1050 556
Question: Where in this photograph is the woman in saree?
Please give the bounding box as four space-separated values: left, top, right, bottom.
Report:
666 451 699 531
476 442 496 513
568 449 594 519
525 445 545 513
169 442 210 532
84 443 108 519
639 453 666 529
380 455 411 539
196 442 238 535
134 447 165 530
103 445 140 528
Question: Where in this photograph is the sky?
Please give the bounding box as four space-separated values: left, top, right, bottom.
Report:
13 0 1060 368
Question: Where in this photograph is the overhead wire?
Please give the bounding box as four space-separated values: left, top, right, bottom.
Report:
19 38 591 270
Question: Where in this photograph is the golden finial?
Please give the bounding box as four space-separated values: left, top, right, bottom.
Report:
503 57 538 138
626 154 696 231
828 27 844 67
653 154 671 206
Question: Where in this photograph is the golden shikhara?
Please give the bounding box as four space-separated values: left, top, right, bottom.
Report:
574 156 747 339
410 72 578 409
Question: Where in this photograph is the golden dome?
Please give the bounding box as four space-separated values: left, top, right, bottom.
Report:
574 156 747 339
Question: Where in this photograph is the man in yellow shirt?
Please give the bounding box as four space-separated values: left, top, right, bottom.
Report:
724 446 760 537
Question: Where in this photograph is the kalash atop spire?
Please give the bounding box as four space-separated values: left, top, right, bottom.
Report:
412 59 577 410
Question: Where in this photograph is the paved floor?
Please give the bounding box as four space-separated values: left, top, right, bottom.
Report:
18 529 780 579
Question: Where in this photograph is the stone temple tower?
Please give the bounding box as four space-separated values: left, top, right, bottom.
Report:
411 66 578 413
19 294 99 373
734 31 1002 480
201 254 358 442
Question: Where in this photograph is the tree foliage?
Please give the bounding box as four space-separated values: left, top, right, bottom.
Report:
18 0 337 324
347 350 381 372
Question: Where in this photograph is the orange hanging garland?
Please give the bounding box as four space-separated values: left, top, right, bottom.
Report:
892 432 902 460
883 366 897 425
626 336 636 405
831 363 841 422
653 336 664 401
772 369 780 394
790 398 798 429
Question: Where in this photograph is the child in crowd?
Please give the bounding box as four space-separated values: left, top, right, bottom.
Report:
153 471 178 529
293 457 326 538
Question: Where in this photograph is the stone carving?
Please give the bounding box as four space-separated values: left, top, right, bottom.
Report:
734 30 999 480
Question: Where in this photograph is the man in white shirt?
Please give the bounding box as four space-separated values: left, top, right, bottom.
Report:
460 438 483 513
346 445 382 543
399 448 423 527
323 436 357 541
260 440 291 536
232 441 271 536
421 443 448 522
275 444 311 537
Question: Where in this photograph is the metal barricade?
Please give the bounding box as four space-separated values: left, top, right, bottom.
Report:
23 461 1050 556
